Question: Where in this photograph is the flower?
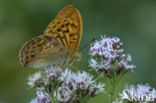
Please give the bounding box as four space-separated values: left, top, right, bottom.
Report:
91 83 105 96
57 86 75 103
46 66 62 79
89 35 135 77
27 72 44 88
58 69 105 102
120 84 156 102
30 91 51 103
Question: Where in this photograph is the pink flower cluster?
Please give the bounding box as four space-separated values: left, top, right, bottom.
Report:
89 36 135 77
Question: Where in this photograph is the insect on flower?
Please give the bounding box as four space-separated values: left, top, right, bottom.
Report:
19 5 83 69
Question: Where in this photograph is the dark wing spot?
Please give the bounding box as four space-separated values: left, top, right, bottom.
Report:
38 44 42 47
70 33 74 37
66 23 69 26
71 23 77 27
31 55 35 58
63 29 69 33
57 28 61 32
25 56 29 60
45 36 51 41
72 38 76 40
61 24 64 28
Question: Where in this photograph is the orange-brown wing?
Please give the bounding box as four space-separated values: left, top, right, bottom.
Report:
19 35 66 68
44 5 82 53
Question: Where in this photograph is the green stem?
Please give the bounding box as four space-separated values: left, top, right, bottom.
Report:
50 80 60 103
79 94 89 103
50 90 56 103
108 76 116 103
80 98 88 103
55 85 59 103
108 80 111 103
43 90 51 100
111 77 115 103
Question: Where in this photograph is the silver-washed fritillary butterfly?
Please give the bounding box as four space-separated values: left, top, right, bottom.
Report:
19 5 82 68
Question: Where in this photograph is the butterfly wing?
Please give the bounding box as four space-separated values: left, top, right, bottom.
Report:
19 6 82 68
20 35 69 68
44 5 82 53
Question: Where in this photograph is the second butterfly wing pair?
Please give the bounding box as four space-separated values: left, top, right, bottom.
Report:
20 6 82 68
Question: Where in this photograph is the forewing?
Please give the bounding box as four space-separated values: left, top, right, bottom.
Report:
19 35 66 67
44 5 82 53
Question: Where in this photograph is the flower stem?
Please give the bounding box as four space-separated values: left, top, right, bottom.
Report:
111 77 115 103
80 98 88 103
108 76 116 103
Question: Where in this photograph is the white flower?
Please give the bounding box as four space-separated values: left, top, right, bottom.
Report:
59 69 75 87
59 69 71 81
46 66 62 79
91 83 105 96
120 84 156 102
30 91 51 103
27 72 44 88
58 69 105 101
60 69 94 90
89 58 98 69
75 71 94 89
57 86 74 103
119 55 136 70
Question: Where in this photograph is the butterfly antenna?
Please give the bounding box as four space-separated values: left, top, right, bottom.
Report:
79 38 96 52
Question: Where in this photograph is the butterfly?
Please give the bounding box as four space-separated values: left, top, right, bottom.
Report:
19 5 82 69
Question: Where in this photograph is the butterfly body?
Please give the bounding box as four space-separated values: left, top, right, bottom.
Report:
19 5 82 69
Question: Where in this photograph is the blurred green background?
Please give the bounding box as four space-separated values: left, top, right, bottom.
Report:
0 0 156 103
